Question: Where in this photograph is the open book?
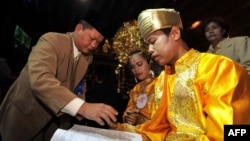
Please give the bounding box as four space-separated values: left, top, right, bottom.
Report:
50 124 142 141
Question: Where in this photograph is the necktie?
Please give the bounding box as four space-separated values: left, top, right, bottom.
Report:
73 54 80 69
72 55 86 98
70 54 80 91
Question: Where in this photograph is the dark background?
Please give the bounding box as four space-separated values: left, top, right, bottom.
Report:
0 0 250 73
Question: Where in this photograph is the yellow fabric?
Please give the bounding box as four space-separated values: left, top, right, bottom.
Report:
115 75 165 141
141 48 250 141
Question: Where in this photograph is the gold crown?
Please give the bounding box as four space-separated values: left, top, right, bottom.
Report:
138 8 183 40
112 20 147 65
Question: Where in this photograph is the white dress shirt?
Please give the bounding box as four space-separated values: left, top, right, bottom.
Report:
61 40 85 116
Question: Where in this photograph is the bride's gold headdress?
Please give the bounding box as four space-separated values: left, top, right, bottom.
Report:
112 20 148 93
112 20 148 65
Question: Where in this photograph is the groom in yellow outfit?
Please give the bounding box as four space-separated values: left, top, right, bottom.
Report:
137 8 250 141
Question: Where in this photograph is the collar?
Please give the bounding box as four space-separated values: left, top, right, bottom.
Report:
175 48 200 74
213 38 227 51
73 40 81 58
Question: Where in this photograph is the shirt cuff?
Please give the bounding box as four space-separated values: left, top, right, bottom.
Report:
61 97 85 116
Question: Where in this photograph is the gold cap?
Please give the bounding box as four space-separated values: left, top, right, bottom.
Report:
138 8 183 40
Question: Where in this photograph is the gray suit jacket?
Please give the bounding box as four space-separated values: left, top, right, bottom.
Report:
0 32 92 140
207 36 250 74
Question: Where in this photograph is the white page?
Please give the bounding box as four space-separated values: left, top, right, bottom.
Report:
50 124 142 141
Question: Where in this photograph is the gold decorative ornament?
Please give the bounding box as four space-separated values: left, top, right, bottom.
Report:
112 20 148 94
113 20 148 65
102 39 111 53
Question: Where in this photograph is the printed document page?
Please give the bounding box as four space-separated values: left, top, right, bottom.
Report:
50 124 142 141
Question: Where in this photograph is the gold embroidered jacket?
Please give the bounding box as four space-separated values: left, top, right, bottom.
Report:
141 49 250 141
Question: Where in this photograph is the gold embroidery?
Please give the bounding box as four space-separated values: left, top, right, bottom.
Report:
153 71 164 113
167 49 206 141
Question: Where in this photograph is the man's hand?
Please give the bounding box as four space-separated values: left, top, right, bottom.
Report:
77 102 118 127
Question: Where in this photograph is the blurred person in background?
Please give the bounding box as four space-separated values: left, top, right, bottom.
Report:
203 16 250 74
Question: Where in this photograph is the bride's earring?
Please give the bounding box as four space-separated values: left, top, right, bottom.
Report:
149 70 154 77
134 77 138 83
